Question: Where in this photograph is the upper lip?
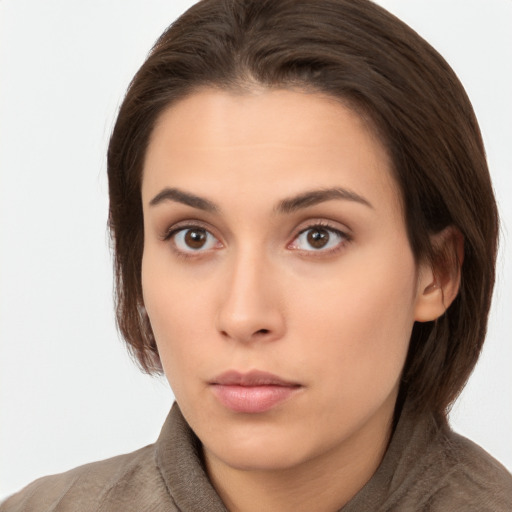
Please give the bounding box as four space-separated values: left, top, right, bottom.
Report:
211 370 301 387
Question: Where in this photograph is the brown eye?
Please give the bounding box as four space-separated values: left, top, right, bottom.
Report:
172 227 219 252
307 228 330 249
184 228 207 249
290 225 347 252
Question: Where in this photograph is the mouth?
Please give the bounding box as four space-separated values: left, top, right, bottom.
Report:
209 370 303 414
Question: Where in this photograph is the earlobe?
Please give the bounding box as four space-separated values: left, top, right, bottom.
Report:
414 226 464 323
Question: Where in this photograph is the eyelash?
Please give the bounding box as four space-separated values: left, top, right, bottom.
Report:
289 222 351 256
162 220 351 259
163 221 219 260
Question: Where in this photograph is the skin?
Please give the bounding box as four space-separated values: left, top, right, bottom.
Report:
141 89 457 512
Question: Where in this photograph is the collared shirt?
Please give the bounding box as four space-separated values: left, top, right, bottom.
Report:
2 402 512 511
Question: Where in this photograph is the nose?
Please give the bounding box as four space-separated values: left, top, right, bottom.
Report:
215 250 285 344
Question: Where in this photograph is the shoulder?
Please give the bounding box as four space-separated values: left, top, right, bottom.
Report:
362 406 512 512
423 429 512 511
0 444 176 512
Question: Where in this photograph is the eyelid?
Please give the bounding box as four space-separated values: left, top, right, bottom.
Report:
287 220 351 254
293 217 352 236
162 219 217 241
162 220 223 258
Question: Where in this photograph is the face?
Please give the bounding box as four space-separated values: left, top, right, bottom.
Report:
141 89 431 474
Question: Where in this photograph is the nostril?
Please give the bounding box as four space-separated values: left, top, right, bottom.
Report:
256 329 270 335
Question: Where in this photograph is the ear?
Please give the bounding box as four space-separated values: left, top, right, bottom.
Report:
414 226 464 322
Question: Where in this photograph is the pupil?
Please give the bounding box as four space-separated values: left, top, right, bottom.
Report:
307 228 329 249
185 229 207 249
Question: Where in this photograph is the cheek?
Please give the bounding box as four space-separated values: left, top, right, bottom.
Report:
290 248 417 395
141 252 210 385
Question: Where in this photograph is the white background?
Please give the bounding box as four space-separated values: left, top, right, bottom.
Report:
1 0 511 501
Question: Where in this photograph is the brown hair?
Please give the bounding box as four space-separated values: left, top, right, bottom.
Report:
107 0 498 421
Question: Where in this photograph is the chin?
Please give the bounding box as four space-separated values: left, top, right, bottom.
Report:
202 421 316 472
207 440 308 472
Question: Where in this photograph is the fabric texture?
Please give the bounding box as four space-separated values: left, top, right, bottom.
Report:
2 401 512 511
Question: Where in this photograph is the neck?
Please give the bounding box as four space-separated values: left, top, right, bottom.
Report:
204 398 396 512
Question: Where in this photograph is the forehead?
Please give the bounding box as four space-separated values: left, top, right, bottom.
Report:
142 88 401 219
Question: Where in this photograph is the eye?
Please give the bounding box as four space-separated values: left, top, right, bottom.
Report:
171 227 220 253
289 225 348 252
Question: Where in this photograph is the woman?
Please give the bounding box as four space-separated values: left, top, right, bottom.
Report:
2 0 511 510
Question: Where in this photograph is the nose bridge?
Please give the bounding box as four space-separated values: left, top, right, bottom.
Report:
216 244 284 343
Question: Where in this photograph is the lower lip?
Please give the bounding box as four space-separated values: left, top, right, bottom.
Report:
211 384 300 413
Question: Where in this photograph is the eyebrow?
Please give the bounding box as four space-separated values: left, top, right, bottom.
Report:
276 187 373 213
149 187 219 212
148 186 373 214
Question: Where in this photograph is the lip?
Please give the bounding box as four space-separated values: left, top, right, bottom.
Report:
210 370 302 413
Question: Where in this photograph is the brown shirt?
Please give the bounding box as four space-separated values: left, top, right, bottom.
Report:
2 402 512 511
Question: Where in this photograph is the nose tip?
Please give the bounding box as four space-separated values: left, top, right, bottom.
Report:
218 324 274 343
217 307 283 344
215 258 285 344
